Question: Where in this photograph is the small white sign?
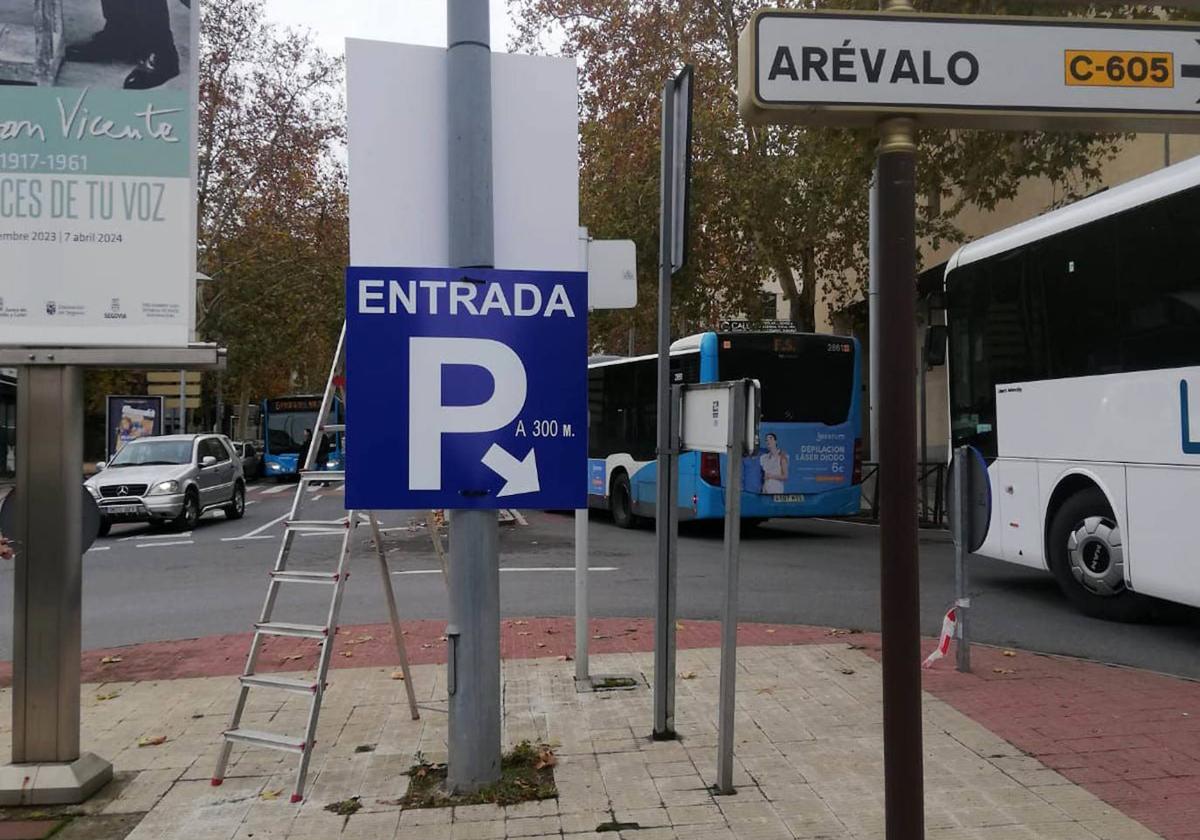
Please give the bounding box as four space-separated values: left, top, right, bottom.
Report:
584 237 637 310
740 10 1200 132
679 381 759 456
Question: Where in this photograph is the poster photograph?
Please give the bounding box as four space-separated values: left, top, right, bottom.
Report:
105 394 163 461
0 0 198 347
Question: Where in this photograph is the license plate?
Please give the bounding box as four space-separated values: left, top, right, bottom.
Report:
105 504 143 515
772 494 804 503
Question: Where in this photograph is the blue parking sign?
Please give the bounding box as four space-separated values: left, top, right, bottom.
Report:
345 266 588 510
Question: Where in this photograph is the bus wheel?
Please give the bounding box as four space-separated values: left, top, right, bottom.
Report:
1047 487 1149 622
610 472 636 529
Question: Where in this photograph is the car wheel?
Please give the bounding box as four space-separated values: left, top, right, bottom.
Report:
97 517 111 538
224 482 246 520
1047 486 1151 622
175 489 200 531
610 472 636 529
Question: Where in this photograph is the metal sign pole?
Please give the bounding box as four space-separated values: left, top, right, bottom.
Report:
716 381 747 795
575 508 589 682
876 110 926 840
954 446 971 673
653 77 679 740
445 0 501 792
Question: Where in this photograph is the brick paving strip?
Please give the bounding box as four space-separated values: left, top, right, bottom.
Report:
0 618 1197 839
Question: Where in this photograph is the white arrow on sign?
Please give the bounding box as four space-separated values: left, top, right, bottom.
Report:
482 444 540 497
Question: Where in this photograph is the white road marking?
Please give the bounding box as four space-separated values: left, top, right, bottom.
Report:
120 532 191 542
86 546 111 552
220 535 276 542
137 540 193 548
227 513 289 541
393 566 617 576
259 485 288 495
245 500 259 506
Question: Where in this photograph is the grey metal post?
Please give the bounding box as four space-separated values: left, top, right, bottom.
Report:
918 332 927 517
653 78 679 740
953 446 970 673
445 0 501 793
574 508 589 682
716 381 747 795
2 365 112 804
868 172 880 461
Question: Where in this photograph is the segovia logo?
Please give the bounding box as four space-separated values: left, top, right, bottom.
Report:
45 301 56 315
104 298 127 320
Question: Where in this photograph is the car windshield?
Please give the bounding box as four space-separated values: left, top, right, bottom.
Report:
109 439 193 467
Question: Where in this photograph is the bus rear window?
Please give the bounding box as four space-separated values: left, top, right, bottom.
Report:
717 334 855 424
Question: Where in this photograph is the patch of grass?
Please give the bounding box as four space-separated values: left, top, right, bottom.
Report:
400 741 557 809
324 797 362 816
595 676 637 690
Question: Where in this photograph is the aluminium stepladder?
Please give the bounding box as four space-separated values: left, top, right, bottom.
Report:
211 322 419 802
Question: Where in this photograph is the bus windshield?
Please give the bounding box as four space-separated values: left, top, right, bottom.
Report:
266 411 318 455
717 333 855 424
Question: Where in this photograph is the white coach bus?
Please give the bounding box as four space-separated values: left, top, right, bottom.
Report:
944 155 1200 621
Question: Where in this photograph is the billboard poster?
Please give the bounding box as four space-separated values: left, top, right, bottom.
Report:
106 394 163 462
0 0 198 346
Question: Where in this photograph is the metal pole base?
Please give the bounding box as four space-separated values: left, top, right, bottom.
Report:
0 753 112 806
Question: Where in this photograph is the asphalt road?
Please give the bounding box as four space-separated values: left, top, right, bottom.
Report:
1 480 1199 678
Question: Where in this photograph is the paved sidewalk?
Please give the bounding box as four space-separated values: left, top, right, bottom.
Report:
0 644 1167 840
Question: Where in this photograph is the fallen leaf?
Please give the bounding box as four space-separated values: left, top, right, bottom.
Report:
544 629 558 635
992 668 1015 675
518 631 531 636
536 642 547 648
624 626 638 633
340 651 354 658
390 671 406 681
352 635 374 644
825 628 851 637
756 687 774 696
840 668 856 676
137 736 167 748
765 628 777 634
557 655 574 662
592 634 611 640
514 620 529 626
675 622 685 631
100 655 122 665
96 691 119 702
260 789 283 801
439 635 448 642
1002 650 1016 657
421 643 433 649
534 747 557 770
680 671 697 680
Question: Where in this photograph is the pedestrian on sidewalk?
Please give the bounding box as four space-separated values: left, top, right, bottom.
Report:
1 535 13 560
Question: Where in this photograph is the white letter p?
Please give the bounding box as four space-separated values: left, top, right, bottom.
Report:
408 337 527 490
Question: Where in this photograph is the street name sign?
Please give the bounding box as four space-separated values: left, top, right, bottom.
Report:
739 10 1200 132
344 266 587 510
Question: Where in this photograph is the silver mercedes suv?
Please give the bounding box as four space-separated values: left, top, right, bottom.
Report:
85 434 246 536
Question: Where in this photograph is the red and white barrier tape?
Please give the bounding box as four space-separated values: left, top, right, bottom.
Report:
922 599 969 670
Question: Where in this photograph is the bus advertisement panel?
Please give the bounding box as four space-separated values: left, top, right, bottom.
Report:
587 330 862 526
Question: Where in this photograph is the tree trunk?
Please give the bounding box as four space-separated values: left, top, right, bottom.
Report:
797 246 817 333
236 384 250 441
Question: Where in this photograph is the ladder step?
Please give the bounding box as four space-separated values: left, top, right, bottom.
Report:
301 471 346 482
255 621 329 639
239 674 319 694
286 519 349 532
223 728 307 753
270 570 340 585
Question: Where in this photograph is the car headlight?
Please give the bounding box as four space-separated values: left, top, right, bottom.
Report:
325 461 338 469
85 484 100 499
268 462 281 471
147 480 180 496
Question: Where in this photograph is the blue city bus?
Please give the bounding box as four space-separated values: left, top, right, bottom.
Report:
587 328 862 526
261 395 344 480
